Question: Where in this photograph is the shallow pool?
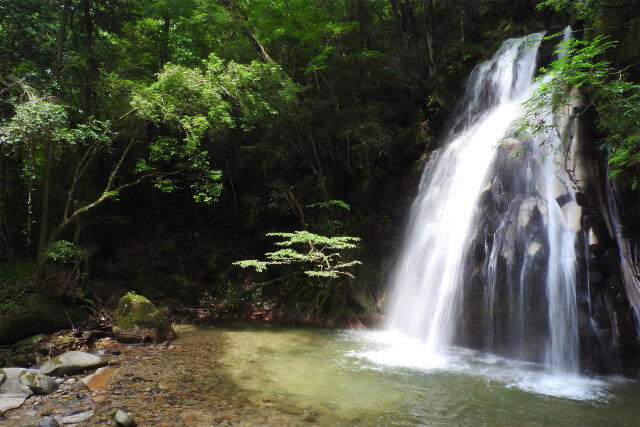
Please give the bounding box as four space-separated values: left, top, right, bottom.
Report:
179 322 639 426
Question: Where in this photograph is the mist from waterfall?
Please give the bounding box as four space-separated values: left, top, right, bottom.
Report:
384 31 582 375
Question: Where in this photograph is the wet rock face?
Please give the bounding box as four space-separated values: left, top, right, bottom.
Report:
455 95 640 375
458 147 551 362
112 293 176 343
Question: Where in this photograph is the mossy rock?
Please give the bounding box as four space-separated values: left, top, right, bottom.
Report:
8 334 47 367
112 293 176 343
0 295 88 346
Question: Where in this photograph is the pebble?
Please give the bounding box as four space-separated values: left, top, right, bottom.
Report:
113 408 136 426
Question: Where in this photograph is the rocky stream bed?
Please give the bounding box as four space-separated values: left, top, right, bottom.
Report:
1 325 316 426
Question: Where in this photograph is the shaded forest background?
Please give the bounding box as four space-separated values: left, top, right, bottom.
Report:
0 0 638 323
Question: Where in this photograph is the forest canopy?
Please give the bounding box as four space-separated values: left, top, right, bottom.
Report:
0 0 637 317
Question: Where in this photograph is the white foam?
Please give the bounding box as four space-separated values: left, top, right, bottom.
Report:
344 330 615 401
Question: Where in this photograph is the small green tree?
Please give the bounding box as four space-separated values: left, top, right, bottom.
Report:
234 230 361 279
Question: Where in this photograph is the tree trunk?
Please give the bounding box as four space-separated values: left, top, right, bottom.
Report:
57 0 72 64
36 139 55 267
81 0 97 112
219 0 274 63
159 14 171 69
0 147 13 261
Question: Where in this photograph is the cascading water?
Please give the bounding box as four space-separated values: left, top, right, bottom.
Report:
385 31 583 375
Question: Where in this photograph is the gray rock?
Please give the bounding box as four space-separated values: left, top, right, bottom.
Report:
0 371 5 386
40 351 106 376
18 369 59 394
59 409 94 424
0 395 27 413
0 368 33 397
39 416 60 427
113 408 136 426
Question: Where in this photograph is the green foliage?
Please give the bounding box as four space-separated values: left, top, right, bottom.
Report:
235 230 361 279
307 200 351 212
44 240 89 264
520 33 640 188
0 94 114 189
535 0 597 21
132 53 300 203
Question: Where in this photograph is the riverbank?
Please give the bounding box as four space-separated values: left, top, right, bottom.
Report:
1 324 312 426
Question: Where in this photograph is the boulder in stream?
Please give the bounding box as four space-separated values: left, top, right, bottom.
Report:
0 368 33 397
17 369 59 394
112 293 175 343
40 351 107 376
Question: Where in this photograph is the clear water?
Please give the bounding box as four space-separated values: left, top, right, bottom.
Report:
179 322 640 426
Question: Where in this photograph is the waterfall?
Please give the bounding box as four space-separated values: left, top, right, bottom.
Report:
385 31 583 374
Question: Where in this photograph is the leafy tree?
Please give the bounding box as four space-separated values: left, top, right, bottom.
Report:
132 53 299 202
235 200 361 281
234 230 361 279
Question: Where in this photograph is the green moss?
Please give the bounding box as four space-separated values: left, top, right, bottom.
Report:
11 334 47 353
113 293 171 332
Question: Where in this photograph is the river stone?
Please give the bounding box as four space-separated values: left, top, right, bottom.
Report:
0 368 33 397
112 293 175 343
81 366 117 391
18 369 59 394
59 409 94 424
113 408 136 426
40 351 107 376
0 395 27 413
